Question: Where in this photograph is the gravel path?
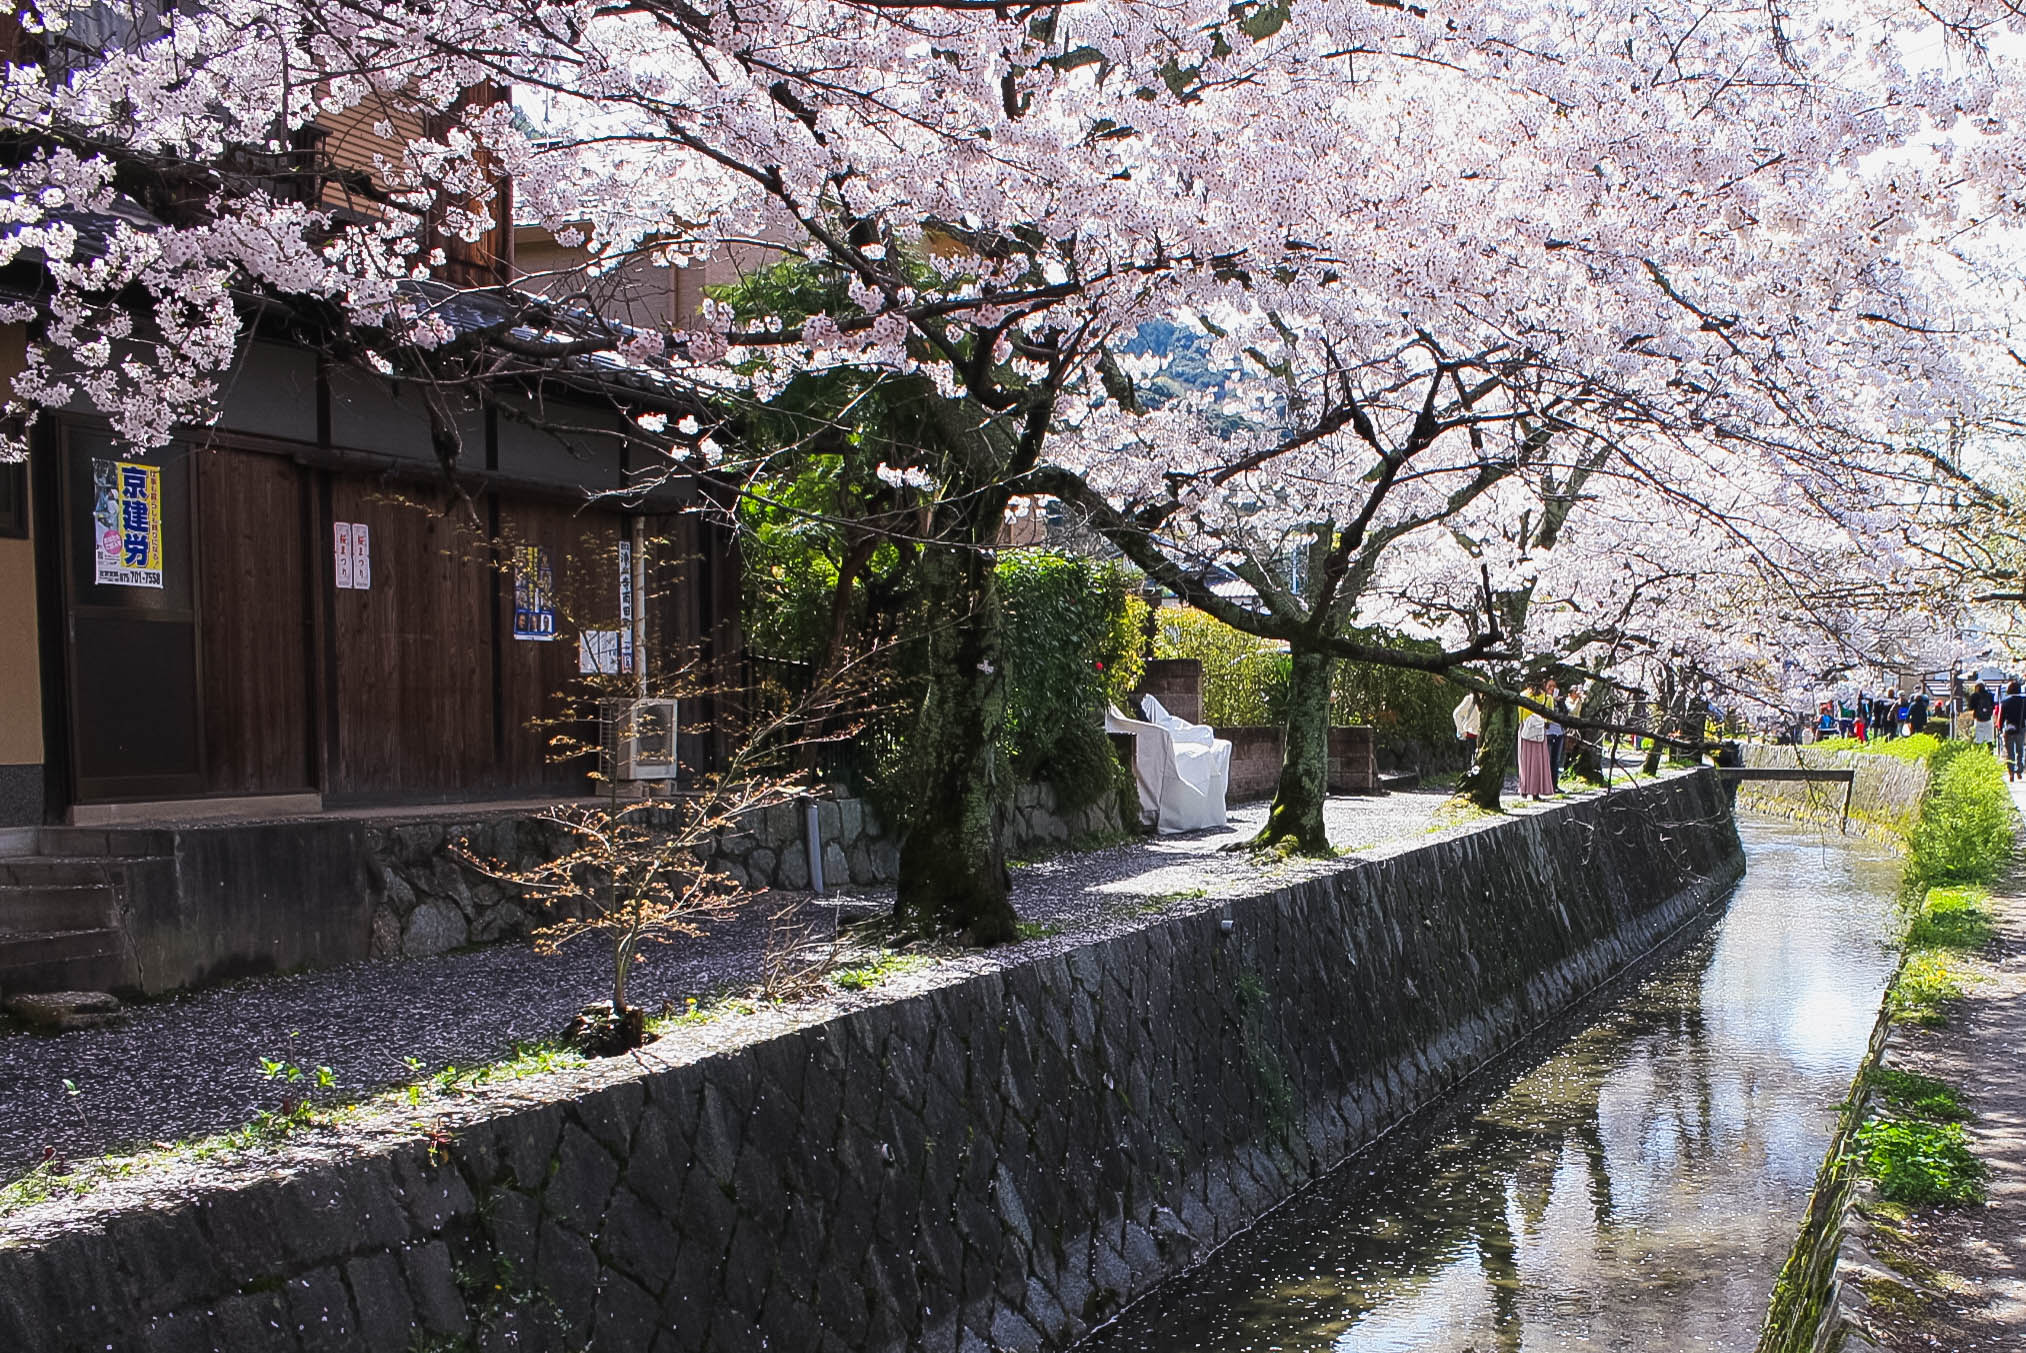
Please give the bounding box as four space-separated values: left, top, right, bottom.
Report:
0 792 1452 1178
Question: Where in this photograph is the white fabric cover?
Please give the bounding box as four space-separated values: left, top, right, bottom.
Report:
1104 696 1231 833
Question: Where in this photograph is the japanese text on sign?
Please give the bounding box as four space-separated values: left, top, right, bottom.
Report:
92 459 163 588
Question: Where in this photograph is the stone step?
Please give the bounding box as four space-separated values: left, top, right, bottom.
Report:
0 856 121 888
0 928 134 998
33 827 177 858
5 989 124 1032
0 882 120 935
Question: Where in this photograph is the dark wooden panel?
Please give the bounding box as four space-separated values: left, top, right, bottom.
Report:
495 497 622 791
330 483 494 798
195 447 314 794
60 430 204 801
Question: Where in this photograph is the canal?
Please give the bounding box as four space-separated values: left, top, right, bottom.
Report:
1079 814 1903 1353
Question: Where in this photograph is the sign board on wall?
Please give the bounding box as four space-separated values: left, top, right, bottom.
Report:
616 539 635 674
512 545 557 641
333 522 373 590
91 459 163 588
579 629 623 674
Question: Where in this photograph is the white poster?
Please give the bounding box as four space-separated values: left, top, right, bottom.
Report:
352 523 371 590
579 629 623 675
333 521 354 590
616 538 634 673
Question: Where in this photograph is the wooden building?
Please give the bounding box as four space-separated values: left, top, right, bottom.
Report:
0 323 738 828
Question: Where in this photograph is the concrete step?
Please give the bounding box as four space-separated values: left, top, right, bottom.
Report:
34 827 177 858
0 927 134 998
0 856 120 888
0 882 120 935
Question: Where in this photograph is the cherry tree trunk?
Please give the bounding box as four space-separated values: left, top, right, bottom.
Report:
1459 701 1515 810
1254 646 1335 853
891 541 1020 945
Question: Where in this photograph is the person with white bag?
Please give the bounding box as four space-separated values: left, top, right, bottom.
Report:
1516 683 1554 800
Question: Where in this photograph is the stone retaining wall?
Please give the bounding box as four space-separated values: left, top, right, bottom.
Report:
0 772 1744 1353
366 783 1119 962
1737 744 1930 839
1756 1001 1897 1353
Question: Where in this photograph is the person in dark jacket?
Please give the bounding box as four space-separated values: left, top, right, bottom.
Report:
1909 691 1929 735
2002 681 2026 781
1971 681 1997 747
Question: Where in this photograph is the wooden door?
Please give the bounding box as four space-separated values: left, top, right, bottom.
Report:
329 482 494 799
193 446 315 795
60 428 203 801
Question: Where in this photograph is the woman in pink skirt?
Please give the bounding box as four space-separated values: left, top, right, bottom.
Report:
1516 685 1554 799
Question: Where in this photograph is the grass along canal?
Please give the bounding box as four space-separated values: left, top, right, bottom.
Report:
1077 814 1904 1353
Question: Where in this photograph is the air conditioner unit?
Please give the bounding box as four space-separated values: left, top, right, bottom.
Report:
600 697 679 782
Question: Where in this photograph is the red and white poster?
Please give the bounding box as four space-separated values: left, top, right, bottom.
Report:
333 522 354 590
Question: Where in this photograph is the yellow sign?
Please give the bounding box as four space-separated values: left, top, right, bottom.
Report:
91 459 162 588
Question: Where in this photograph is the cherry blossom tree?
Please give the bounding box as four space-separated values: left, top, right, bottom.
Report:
1 0 2020 919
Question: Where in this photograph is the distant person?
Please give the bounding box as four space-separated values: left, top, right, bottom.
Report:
1909 691 1929 736
1971 681 1997 747
2003 681 2026 781
1545 678 1567 788
1895 692 1911 736
1517 683 1553 800
1838 703 1854 738
1854 711 1867 743
1452 692 1481 768
1817 703 1837 741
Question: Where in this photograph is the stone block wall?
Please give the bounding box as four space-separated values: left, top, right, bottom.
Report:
1737 744 1930 838
366 785 1121 961
1327 726 1378 792
1218 726 1285 801
0 772 1744 1353
1134 658 1202 725
1214 725 1381 802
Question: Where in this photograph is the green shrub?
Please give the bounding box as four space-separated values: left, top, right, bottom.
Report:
1153 607 1289 725
1850 1117 1985 1205
1866 1066 1971 1122
1889 949 1972 1026
999 552 1143 811
1908 742 2012 887
1906 886 1994 952
1812 733 1940 762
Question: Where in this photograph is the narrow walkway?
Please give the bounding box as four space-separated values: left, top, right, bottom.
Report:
1866 779 2026 1351
0 791 1479 1178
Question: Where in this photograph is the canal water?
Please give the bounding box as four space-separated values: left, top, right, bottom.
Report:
1080 815 1903 1353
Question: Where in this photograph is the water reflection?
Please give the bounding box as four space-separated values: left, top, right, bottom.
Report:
1081 818 1901 1353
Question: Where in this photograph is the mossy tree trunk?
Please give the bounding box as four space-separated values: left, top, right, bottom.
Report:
1459 699 1515 810
1566 681 1610 783
1255 644 1336 853
891 532 1020 945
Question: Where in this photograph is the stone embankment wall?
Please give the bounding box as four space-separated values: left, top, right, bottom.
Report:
0 773 1744 1353
1757 1003 1897 1353
367 783 1119 960
1737 744 1930 839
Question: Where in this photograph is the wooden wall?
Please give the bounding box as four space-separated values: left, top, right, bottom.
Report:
51 421 736 810
194 447 315 795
